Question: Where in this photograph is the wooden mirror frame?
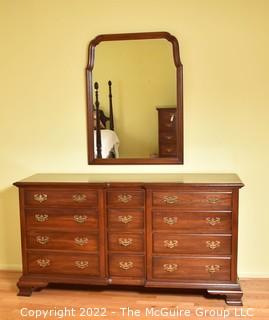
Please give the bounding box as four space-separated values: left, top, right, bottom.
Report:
86 31 183 165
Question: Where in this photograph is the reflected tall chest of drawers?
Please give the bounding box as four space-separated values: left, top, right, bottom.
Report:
157 107 177 157
14 173 244 305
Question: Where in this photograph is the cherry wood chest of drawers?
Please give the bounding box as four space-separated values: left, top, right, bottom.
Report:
14 173 243 305
157 107 177 157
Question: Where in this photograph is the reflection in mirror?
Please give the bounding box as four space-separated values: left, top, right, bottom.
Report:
86 32 183 165
93 39 176 159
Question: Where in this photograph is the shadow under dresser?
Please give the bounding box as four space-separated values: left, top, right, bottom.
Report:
14 173 244 305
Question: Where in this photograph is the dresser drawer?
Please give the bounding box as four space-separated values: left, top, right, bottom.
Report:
152 191 232 210
159 144 177 157
108 209 144 230
107 190 144 208
158 111 176 131
159 132 177 144
153 211 231 233
108 232 144 252
26 208 98 230
109 254 144 277
153 234 231 255
27 231 98 252
24 189 98 207
152 257 231 280
28 253 100 276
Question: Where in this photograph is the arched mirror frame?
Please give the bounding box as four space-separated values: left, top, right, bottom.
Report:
86 31 183 164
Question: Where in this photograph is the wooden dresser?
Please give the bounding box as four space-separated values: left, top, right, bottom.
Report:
157 107 177 157
14 173 243 305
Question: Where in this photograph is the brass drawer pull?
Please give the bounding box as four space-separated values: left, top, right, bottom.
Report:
35 214 48 222
36 258 50 268
34 193 47 203
119 261 133 270
206 240 220 250
118 194 132 203
163 195 178 204
164 240 178 249
207 197 219 204
75 261 89 269
73 194 87 202
118 238 133 247
73 215 88 223
165 135 173 140
165 148 174 153
206 264 221 273
118 215 133 224
36 235 49 245
206 217 221 226
163 263 178 272
163 216 178 225
170 114 175 122
74 237 89 246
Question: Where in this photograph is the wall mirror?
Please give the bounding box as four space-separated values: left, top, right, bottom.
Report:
86 32 183 164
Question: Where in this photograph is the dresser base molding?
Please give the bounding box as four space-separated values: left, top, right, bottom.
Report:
17 274 242 305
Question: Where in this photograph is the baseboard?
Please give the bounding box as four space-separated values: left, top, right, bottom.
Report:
239 272 269 278
0 264 22 271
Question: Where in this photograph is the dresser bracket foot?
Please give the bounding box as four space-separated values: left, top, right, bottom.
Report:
207 288 243 306
17 278 48 297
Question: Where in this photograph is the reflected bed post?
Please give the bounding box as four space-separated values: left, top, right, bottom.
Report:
94 82 102 158
108 81 114 131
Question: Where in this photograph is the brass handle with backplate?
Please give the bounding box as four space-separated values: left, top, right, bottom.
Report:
164 240 178 249
206 265 221 273
118 215 133 224
74 237 89 246
36 259 50 268
119 261 133 270
34 193 47 203
163 217 178 225
118 238 133 247
206 240 221 250
163 195 178 204
73 194 87 202
73 215 88 224
206 217 221 226
36 235 49 245
207 197 219 204
75 261 89 269
163 263 178 272
35 214 48 222
118 194 132 203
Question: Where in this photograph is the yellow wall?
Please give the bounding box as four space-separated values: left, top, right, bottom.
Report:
0 0 269 277
93 40 176 157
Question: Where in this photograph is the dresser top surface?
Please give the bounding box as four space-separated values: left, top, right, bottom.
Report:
14 173 243 187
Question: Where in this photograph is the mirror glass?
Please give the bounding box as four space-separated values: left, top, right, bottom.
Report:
93 39 176 158
86 32 183 164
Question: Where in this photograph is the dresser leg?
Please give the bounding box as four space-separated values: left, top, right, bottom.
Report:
18 287 33 297
206 288 243 306
17 278 48 296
